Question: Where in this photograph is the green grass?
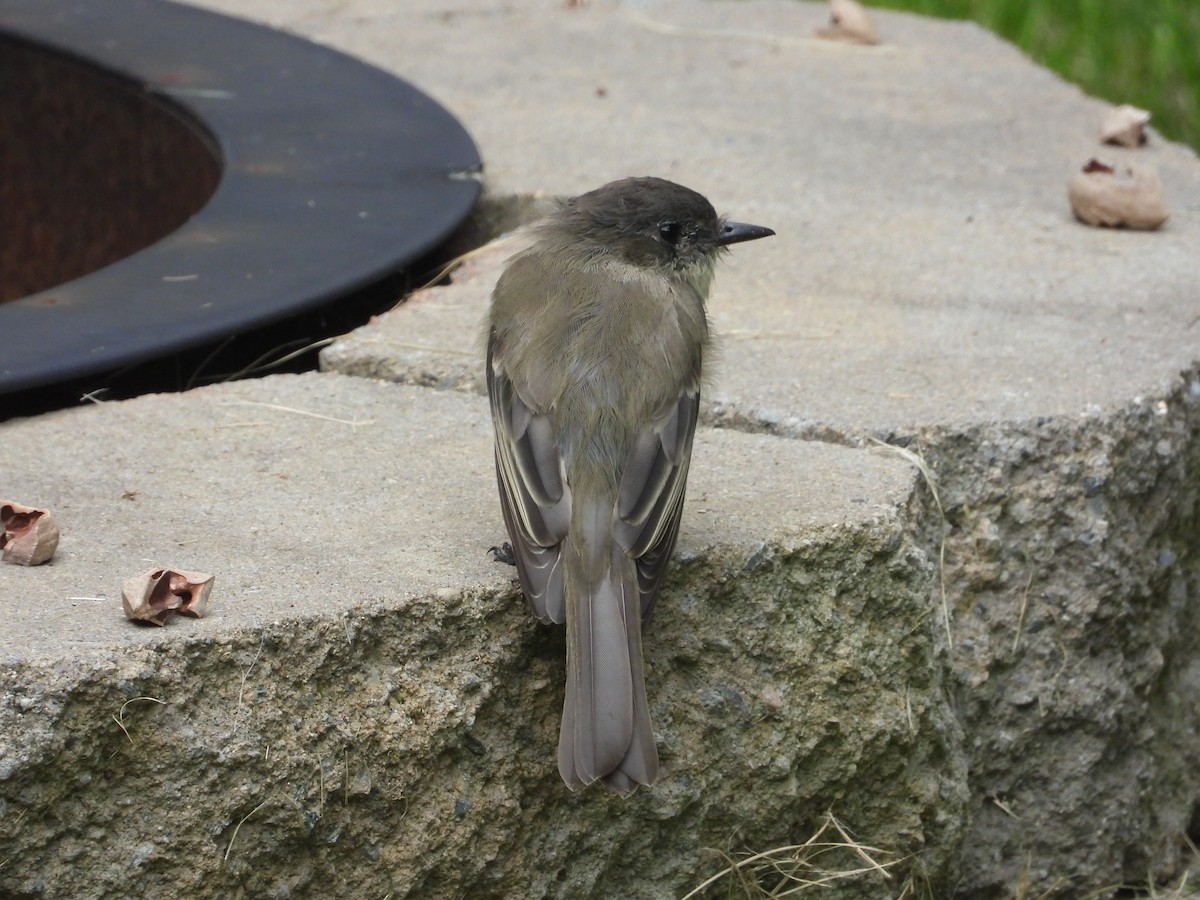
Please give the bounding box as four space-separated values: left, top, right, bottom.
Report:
865 0 1200 152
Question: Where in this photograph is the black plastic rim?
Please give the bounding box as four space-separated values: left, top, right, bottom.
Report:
0 0 482 397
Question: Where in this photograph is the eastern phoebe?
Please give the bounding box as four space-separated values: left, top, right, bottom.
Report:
486 177 774 794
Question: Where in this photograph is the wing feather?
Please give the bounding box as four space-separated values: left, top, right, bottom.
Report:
613 390 699 621
488 332 570 623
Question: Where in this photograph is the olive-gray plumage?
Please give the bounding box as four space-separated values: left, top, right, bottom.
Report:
487 177 773 794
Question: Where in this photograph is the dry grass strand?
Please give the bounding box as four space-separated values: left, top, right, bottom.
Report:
867 437 952 647
681 813 903 899
111 696 167 746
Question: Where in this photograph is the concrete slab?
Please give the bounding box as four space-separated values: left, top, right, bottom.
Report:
0 372 912 664
191 0 1200 435
1 374 949 898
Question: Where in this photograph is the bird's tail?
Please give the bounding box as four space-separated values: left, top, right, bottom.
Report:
558 512 658 795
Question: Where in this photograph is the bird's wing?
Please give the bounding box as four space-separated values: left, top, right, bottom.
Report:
613 388 700 621
487 332 571 624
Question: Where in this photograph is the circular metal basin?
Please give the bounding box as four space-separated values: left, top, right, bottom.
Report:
0 0 481 401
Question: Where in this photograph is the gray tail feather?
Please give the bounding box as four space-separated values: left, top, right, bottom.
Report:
558 544 658 795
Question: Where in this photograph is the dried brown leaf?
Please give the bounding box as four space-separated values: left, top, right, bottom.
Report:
1100 104 1151 148
815 0 879 45
1 501 60 566
1068 158 1169 230
121 568 214 626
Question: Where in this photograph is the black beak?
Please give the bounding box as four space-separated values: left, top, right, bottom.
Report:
715 221 775 247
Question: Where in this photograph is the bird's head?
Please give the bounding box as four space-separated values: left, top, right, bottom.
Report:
556 177 774 280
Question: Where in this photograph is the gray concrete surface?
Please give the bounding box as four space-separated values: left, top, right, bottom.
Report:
3 376 949 899
0 373 913 663
221 0 1198 433
3 1 1200 897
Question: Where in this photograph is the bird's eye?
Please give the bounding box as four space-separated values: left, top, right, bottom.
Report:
658 222 683 245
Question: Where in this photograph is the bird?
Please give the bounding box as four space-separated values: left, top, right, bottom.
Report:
486 176 774 794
